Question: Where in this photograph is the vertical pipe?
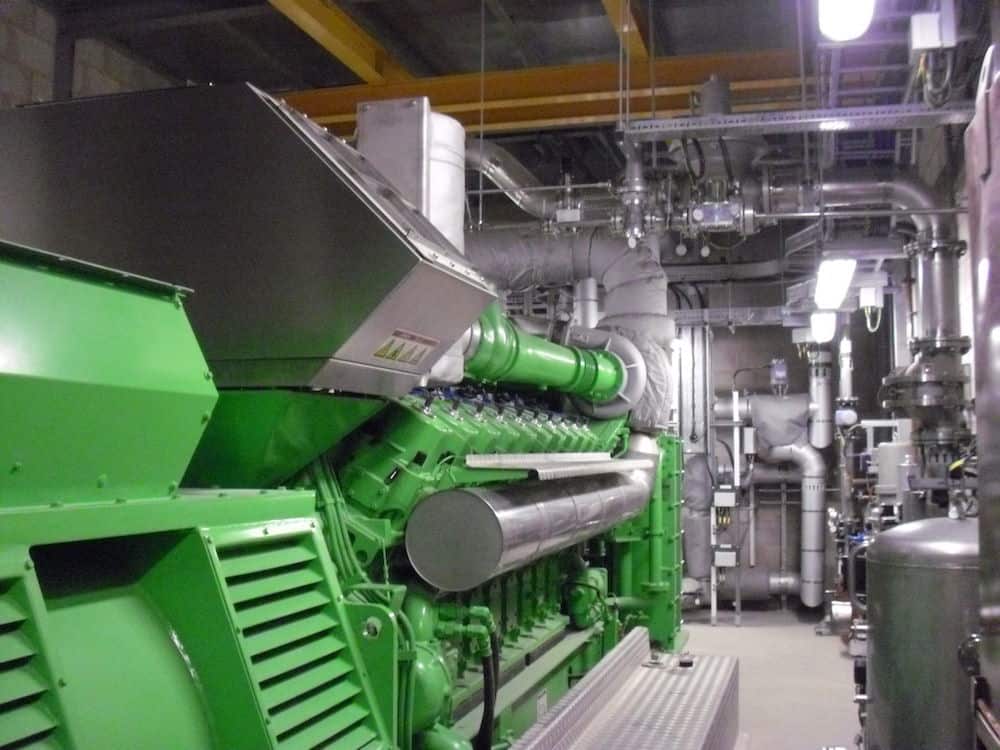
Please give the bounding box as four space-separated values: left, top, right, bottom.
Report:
796 0 810 181
838 336 854 401
779 481 788 610
809 346 834 449
618 543 634 598
732 389 742 484
749 482 757 567
573 277 600 329
709 509 718 626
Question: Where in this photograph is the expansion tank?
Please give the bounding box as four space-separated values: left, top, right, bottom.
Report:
865 517 979 750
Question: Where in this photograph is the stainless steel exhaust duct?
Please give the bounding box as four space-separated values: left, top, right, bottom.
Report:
466 139 555 219
406 435 658 591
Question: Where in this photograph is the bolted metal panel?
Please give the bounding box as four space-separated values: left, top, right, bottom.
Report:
0 239 217 507
866 518 979 750
0 83 493 397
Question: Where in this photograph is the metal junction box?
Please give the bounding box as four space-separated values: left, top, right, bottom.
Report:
0 84 494 396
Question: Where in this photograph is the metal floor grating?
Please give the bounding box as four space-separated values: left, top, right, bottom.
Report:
513 628 739 750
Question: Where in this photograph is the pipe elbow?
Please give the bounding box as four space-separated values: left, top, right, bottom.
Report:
465 139 552 219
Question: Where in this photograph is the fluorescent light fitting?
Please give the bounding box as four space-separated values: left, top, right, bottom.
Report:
814 258 857 310
818 0 875 42
810 311 838 344
819 119 851 132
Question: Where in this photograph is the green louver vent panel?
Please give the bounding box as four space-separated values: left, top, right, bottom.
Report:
0 578 64 750
209 525 380 750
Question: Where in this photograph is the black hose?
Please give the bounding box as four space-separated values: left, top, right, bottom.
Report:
718 136 734 185
474 633 500 750
681 137 705 183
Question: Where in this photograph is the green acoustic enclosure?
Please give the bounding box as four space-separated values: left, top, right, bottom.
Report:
0 240 217 507
185 390 386 488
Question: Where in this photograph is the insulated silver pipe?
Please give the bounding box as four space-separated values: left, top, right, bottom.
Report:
406 435 658 591
839 336 854 401
573 277 600 329
465 139 553 219
808 346 834 449
759 442 826 608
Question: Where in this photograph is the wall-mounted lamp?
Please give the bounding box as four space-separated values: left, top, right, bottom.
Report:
818 0 875 42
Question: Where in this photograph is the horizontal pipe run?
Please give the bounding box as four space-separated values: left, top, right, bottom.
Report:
757 207 967 220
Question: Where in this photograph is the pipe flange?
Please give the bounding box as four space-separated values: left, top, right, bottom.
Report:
566 326 647 419
909 335 971 356
903 238 967 257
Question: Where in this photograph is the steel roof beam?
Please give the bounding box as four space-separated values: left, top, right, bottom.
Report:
284 49 800 134
600 0 649 60
268 0 411 83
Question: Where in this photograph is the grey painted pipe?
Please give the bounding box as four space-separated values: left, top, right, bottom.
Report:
406 435 658 591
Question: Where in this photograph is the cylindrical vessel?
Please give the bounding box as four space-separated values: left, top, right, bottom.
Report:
406 437 656 591
865 518 979 750
427 112 466 254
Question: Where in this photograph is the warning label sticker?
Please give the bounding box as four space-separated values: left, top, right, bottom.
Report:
372 329 440 367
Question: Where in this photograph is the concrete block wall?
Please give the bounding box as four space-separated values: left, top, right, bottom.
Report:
0 0 173 108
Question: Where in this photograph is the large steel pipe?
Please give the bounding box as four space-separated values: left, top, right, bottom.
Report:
406 436 657 591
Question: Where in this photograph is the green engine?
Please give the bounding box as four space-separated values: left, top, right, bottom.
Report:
0 237 681 750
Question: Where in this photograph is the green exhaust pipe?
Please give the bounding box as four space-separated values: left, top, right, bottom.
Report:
465 303 624 403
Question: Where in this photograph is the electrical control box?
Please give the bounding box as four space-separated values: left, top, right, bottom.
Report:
714 545 738 568
910 1 957 53
714 489 737 508
742 427 756 456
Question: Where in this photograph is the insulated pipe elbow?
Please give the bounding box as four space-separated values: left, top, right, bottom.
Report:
757 442 826 608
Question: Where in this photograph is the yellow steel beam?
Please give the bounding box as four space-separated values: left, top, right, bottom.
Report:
269 0 411 83
284 49 801 134
601 0 649 60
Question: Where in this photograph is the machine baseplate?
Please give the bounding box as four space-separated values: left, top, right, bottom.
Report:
512 627 739 750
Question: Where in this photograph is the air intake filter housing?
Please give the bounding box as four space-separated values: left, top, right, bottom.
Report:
0 83 493 396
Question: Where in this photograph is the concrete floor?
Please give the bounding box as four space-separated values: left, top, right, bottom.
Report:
684 605 859 750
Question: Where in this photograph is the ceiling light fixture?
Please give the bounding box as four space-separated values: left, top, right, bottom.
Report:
818 0 875 42
814 258 857 310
